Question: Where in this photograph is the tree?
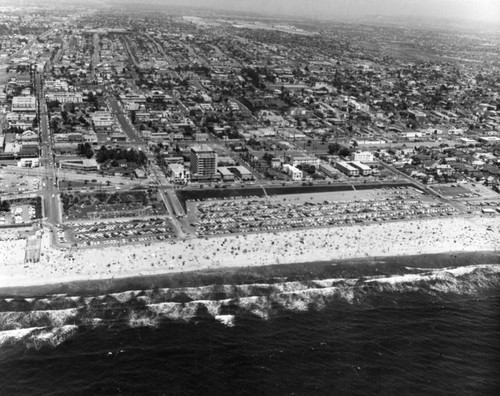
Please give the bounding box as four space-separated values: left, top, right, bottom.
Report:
0 200 10 212
262 152 274 164
76 143 85 156
138 151 147 166
95 146 109 163
339 147 351 157
85 148 94 159
328 143 341 154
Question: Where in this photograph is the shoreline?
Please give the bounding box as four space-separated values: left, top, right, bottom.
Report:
1 249 499 297
0 215 499 292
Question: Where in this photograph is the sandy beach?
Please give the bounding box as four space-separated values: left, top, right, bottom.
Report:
0 216 499 288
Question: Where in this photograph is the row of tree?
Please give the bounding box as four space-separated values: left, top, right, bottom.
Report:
328 143 351 157
95 146 147 166
76 143 94 159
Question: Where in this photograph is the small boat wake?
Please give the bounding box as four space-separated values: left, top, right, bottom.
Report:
1 264 499 349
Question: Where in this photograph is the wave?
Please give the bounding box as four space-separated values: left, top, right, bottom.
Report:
1 264 499 348
0 325 78 349
0 308 79 331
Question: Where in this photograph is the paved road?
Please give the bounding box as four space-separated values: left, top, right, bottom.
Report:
35 72 62 225
106 95 143 144
105 89 187 235
91 33 100 79
121 36 140 68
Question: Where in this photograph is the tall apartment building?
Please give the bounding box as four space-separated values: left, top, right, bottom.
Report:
190 145 217 180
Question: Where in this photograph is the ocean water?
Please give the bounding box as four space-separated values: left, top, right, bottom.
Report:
1 256 499 395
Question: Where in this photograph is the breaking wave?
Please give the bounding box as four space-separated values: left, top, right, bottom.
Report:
0 325 78 349
1 264 499 349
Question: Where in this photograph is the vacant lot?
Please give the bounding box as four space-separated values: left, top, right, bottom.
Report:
61 189 166 220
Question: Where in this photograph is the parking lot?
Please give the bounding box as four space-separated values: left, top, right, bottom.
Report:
0 171 41 194
192 187 457 236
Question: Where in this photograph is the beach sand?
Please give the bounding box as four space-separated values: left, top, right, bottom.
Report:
0 216 499 288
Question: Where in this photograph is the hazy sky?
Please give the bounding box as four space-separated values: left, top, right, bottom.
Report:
161 0 500 22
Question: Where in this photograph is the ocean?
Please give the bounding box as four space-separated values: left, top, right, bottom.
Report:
1 253 499 395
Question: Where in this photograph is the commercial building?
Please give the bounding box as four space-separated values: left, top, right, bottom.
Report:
59 158 100 172
189 145 217 180
17 158 40 168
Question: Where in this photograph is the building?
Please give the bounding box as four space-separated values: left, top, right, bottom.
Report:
288 154 321 167
351 151 374 163
271 158 282 169
17 158 40 168
319 162 338 178
349 161 372 176
283 164 303 181
229 166 253 181
335 161 359 176
189 145 217 180
59 158 100 172
168 163 189 183
134 169 147 179
217 167 235 182
12 96 36 112
477 136 500 145
91 111 114 129
45 91 83 103
194 133 209 141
